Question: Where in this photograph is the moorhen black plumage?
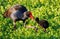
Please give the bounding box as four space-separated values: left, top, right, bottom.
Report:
3 4 34 29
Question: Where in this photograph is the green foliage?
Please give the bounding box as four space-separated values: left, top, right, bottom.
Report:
0 0 60 39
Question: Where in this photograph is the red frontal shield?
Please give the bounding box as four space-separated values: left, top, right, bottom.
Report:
29 12 34 20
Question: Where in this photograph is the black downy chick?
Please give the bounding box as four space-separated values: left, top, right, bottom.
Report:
35 17 49 32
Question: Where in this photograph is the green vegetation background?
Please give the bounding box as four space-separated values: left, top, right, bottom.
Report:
0 0 60 39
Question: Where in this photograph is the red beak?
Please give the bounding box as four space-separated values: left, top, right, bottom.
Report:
30 15 34 20
29 12 34 20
